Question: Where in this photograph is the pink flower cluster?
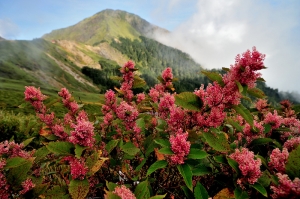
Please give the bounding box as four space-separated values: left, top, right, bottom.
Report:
120 61 135 101
229 148 262 185
255 99 269 112
63 156 88 180
19 178 35 195
149 84 165 102
161 67 173 88
0 140 32 159
263 110 282 130
268 148 289 173
111 185 136 199
271 173 300 198
283 137 300 151
169 129 191 165
116 101 139 131
158 93 175 119
58 88 79 114
69 111 95 147
0 159 10 199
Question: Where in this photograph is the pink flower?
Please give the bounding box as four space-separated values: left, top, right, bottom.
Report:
112 185 136 199
63 156 88 180
116 101 139 130
24 86 47 102
169 129 191 165
0 141 32 159
158 93 175 119
58 88 79 114
0 172 10 199
52 124 68 139
136 93 146 103
162 67 173 82
229 148 262 185
19 178 35 195
269 148 289 173
167 106 186 132
69 115 95 147
255 99 269 112
283 137 300 151
271 173 300 198
264 110 282 130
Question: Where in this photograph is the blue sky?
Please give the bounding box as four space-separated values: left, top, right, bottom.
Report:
0 0 300 94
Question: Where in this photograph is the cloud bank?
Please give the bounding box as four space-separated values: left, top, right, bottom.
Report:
153 0 300 93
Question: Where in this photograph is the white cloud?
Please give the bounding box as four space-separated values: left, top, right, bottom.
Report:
153 0 300 93
0 19 19 39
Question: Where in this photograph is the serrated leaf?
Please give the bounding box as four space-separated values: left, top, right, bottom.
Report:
177 164 193 191
46 141 74 155
105 139 119 154
192 165 212 176
227 158 240 174
251 182 267 197
232 104 254 127
203 130 230 152
175 92 202 111
44 185 69 198
4 157 30 169
21 137 35 147
286 145 300 179
134 180 150 199
194 182 209 199
34 146 50 162
146 160 168 176
75 144 87 159
106 181 118 192
120 141 140 156
201 70 225 87
68 179 89 199
149 194 167 199
247 88 266 98
154 139 170 147
158 147 174 155
104 192 121 199
234 187 249 199
187 149 208 159
133 75 147 88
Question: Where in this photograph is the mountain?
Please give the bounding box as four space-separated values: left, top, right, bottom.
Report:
0 9 294 109
0 36 6 41
43 9 169 46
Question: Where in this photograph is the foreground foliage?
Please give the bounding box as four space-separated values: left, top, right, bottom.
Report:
0 47 300 198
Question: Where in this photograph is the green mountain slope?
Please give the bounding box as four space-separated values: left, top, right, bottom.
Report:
43 9 168 46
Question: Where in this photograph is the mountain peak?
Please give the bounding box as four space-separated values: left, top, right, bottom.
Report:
0 36 6 41
42 9 169 46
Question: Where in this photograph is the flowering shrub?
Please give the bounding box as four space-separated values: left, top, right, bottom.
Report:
0 47 299 198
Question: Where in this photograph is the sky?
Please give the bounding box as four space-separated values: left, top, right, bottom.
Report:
0 0 300 94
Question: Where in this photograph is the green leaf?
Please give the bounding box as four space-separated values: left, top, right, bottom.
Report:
187 149 208 159
226 118 243 132
227 158 240 174
68 179 89 199
249 138 282 149
146 160 168 176
247 87 266 99
46 141 74 155
5 157 31 169
232 104 254 127
44 185 69 198
257 170 271 187
158 147 174 155
149 195 167 199
134 180 150 199
75 144 87 159
214 155 227 164
263 124 272 134
251 182 268 197
203 129 230 152
133 75 147 88
104 192 121 199
234 187 249 199
175 92 202 111
154 139 170 147
177 164 193 191
286 145 300 179
106 181 117 191
21 137 35 147
201 70 225 87
192 165 212 176
34 146 50 162
235 81 243 93
105 139 119 154
121 141 140 156
135 158 147 172
194 182 209 199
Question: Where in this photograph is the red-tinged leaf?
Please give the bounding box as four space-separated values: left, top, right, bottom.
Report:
68 179 89 199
